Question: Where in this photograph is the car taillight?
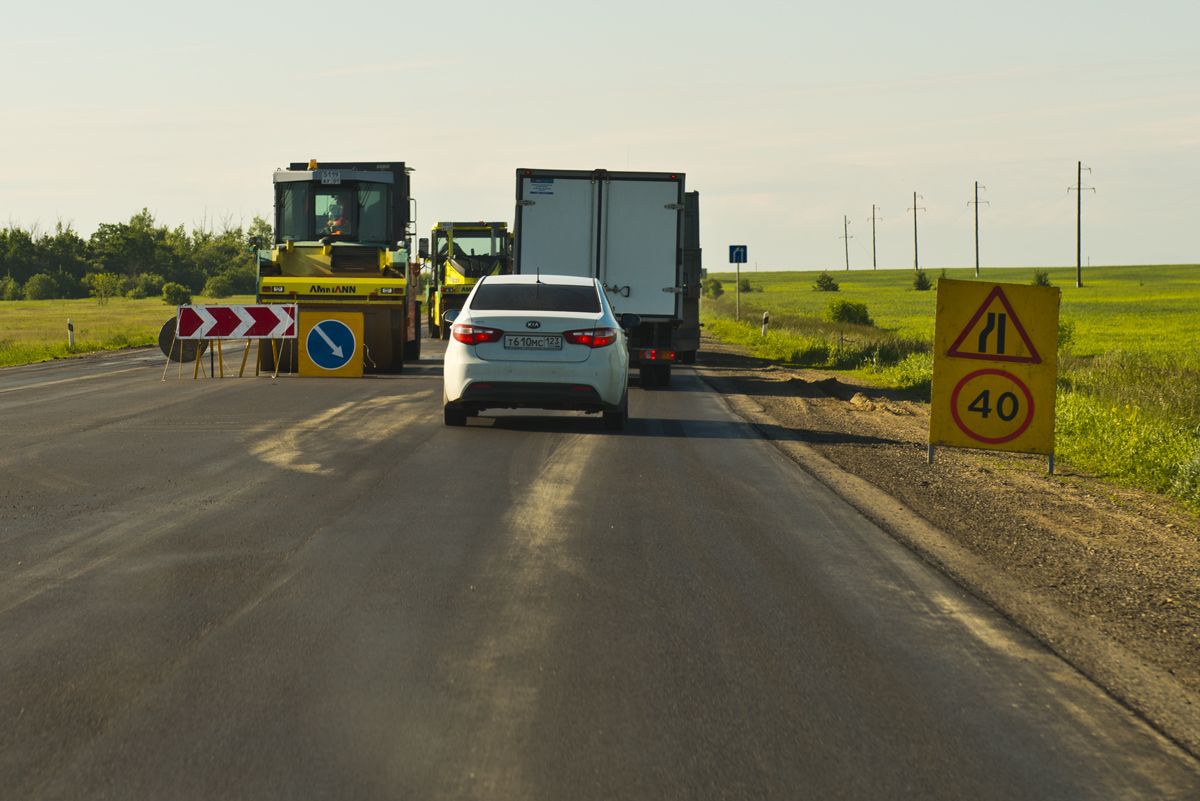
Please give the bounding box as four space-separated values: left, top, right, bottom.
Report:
564 327 618 348
451 323 503 345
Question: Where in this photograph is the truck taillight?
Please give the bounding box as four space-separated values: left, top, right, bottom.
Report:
564 327 617 348
451 324 503 345
641 349 676 362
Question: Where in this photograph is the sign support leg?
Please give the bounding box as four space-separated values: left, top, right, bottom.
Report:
1048 452 1055 475
161 334 178 382
927 445 935 465
238 339 251 378
217 339 225 378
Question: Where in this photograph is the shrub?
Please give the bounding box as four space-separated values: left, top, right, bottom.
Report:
813 271 839 292
1032 269 1052 287
85 272 123 304
1058 319 1076 352
162 282 192 305
23 273 57 300
0 275 20 301
912 271 932 291
825 299 873 327
125 272 164 299
203 274 235 298
702 277 724 299
738 277 752 293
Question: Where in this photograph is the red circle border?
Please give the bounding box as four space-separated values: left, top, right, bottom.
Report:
949 369 1035 444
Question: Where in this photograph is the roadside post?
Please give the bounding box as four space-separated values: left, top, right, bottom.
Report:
929 279 1060 472
67 319 74 349
762 310 770 337
729 244 747 320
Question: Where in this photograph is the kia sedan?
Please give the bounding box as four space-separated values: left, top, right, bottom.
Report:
442 275 632 430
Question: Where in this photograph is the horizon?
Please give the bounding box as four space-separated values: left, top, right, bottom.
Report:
3 1 1197 271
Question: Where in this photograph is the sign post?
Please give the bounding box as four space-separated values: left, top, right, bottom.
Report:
929 279 1060 471
729 245 748 320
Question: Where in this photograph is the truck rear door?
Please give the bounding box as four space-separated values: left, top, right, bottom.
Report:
514 172 597 279
598 176 682 318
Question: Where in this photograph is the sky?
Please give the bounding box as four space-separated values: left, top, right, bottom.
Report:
2 1 1197 271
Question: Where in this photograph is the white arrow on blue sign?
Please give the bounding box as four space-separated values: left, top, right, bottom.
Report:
729 245 748 264
306 319 357 370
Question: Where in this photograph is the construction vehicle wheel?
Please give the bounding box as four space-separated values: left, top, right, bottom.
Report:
679 350 696 365
656 365 672 386
638 365 656 389
158 318 207 363
444 404 467 426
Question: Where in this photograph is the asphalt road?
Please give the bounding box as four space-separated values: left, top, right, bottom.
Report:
2 342 1198 800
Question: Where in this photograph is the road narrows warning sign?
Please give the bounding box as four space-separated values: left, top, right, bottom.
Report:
930 279 1059 457
945 285 1042 363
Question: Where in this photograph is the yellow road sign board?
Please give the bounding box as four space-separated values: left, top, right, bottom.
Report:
298 310 364 378
930 280 1060 455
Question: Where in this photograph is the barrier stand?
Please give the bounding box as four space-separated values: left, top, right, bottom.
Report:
239 339 252 377
216 339 225 378
161 331 179 382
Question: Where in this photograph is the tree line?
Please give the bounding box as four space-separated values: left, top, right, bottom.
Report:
0 210 273 302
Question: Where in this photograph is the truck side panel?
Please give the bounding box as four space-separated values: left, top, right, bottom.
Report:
514 175 597 278
598 178 681 318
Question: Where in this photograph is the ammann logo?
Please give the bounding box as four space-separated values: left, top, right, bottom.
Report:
309 285 358 294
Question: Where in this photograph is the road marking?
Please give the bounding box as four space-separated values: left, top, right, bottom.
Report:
0 367 144 395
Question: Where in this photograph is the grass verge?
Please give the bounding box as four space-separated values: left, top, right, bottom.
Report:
0 295 253 367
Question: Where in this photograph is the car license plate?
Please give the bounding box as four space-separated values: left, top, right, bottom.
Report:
503 334 562 350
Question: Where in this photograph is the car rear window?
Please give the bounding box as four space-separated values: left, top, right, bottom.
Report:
469 283 601 313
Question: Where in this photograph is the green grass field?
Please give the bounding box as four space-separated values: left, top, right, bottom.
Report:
0 295 254 367
710 264 1200 357
704 265 1200 509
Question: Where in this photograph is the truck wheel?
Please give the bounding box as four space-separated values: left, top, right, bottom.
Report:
656 365 672 386
444 404 467 426
679 350 696 365
440 324 451 341
638 365 657 389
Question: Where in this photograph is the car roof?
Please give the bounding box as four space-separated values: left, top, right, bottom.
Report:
482 274 596 287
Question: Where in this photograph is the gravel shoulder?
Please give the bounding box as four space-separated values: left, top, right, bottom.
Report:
693 335 1200 756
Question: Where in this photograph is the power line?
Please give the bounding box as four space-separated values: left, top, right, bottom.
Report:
866 204 882 270
967 181 989 278
1067 161 1095 288
908 192 926 270
839 215 853 271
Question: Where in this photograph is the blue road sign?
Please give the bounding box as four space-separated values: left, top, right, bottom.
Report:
306 319 357 370
729 245 748 264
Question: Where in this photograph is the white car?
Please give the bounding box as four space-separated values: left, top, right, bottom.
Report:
442 274 634 430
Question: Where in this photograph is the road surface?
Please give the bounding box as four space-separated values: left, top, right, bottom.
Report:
1 343 1197 799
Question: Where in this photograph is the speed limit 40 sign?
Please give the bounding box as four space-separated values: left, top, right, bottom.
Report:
930 279 1060 457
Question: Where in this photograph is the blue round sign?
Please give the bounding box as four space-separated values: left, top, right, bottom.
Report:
306 319 357 370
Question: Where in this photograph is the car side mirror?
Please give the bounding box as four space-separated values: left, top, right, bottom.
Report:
619 313 641 330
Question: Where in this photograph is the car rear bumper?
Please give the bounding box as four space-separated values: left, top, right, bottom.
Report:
453 381 618 412
444 343 627 410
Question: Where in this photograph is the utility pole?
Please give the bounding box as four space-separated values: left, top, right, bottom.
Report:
908 192 926 270
866 204 882 269
967 181 989 278
839 215 853 270
1068 161 1095 288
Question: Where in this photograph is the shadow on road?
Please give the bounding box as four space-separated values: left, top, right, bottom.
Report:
470 414 903 446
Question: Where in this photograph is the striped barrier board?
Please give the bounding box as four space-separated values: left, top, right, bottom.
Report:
177 304 297 339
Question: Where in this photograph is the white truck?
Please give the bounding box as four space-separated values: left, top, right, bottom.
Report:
512 168 701 387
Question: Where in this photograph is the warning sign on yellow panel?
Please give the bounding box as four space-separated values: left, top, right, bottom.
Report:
299 311 364 378
930 280 1059 455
